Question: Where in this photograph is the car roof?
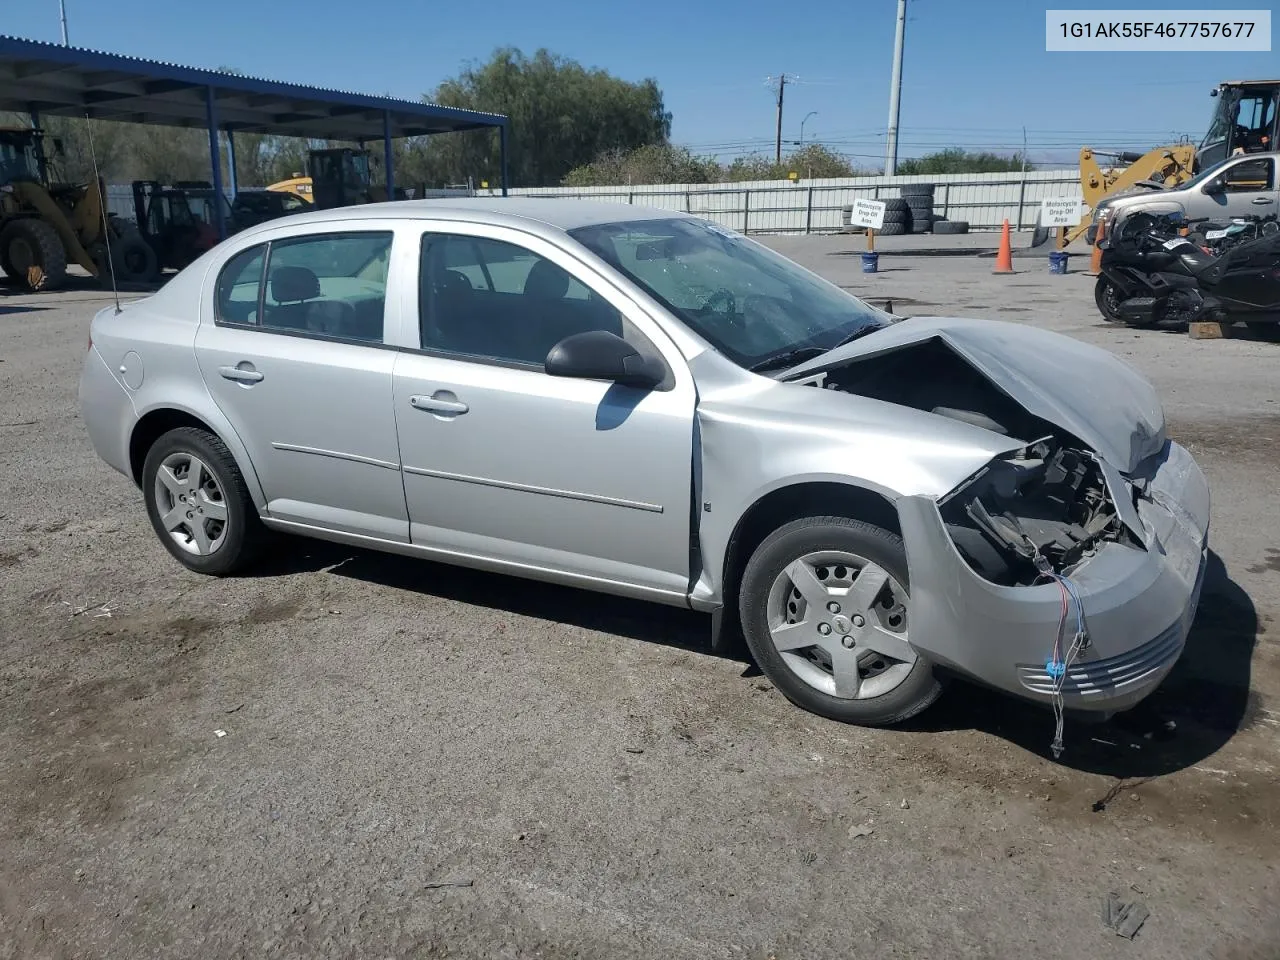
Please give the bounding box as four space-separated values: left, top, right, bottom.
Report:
233 197 695 237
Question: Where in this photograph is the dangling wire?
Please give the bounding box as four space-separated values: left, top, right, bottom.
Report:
1033 550 1089 759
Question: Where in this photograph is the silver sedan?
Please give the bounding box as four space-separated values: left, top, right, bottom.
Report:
80 199 1209 731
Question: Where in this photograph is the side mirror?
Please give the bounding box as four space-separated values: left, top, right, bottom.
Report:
545 330 665 388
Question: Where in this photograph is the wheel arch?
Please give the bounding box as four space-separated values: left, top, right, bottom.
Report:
128 402 266 510
721 480 902 610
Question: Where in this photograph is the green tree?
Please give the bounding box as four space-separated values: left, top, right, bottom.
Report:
563 143 719 186
409 48 671 188
896 148 1026 175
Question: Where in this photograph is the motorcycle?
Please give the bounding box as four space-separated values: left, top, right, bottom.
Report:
1185 213 1279 255
1094 211 1280 330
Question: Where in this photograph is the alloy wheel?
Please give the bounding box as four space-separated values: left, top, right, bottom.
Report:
765 550 915 699
153 452 229 556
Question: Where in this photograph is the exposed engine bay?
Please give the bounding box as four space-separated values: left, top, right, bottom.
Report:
802 337 1135 585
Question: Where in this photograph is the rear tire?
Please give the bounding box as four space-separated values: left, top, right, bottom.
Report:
142 427 266 576
739 516 943 726
0 219 68 291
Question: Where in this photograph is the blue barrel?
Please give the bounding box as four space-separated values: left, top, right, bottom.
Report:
861 252 879 274
1048 251 1068 275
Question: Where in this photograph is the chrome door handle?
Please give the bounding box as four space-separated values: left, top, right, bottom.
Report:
409 394 469 415
218 365 264 383
1251 197 1275 204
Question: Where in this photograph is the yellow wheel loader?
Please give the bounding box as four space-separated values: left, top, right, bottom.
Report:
0 127 157 292
1063 80 1280 245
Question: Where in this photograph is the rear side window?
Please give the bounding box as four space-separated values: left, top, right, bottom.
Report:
215 244 266 325
214 232 393 344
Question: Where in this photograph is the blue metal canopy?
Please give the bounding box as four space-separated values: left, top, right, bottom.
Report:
0 35 511 237
0 35 508 140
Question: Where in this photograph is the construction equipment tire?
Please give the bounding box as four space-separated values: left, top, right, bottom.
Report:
933 220 969 234
877 222 907 236
0 219 68 291
110 226 159 284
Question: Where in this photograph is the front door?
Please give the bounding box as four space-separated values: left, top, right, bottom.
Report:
391 225 697 600
1197 155 1279 219
195 229 409 541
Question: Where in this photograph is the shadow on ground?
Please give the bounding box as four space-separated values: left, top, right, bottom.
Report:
250 537 723 659
906 550 1259 778
0 274 169 297
247 540 1257 778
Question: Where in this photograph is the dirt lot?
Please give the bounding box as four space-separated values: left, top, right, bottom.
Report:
2 240 1278 960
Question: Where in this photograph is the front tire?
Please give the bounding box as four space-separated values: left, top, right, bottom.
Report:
739 516 942 726
0 219 68 291
1093 274 1155 326
141 427 265 575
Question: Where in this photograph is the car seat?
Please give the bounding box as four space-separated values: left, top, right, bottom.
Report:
268 265 320 330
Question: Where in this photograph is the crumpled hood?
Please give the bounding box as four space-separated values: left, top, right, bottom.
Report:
783 316 1166 474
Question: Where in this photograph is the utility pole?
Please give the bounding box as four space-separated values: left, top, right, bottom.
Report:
884 0 907 175
773 74 789 164
59 0 69 45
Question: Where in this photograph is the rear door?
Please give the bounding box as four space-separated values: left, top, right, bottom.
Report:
195 227 410 541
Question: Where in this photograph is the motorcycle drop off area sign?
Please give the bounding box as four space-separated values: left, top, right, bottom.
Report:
850 199 887 231
1041 197 1085 228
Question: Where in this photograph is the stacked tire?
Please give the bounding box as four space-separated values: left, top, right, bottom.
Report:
878 198 909 236
900 182 935 234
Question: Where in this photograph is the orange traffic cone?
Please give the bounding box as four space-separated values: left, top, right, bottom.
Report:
993 219 1014 274
1089 218 1105 275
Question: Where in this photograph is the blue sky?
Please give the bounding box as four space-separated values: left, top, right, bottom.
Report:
6 0 1277 167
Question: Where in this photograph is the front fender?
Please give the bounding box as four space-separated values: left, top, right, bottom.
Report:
689 387 1021 606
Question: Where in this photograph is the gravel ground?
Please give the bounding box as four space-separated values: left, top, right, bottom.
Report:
1 241 1278 960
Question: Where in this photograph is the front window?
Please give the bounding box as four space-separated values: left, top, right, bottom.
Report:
569 217 886 370
0 135 40 183
1202 88 1277 156
1221 157 1274 192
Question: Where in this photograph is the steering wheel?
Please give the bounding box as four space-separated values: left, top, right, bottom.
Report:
704 288 737 317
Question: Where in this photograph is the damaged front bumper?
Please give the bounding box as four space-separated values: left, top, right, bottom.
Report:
898 440 1209 713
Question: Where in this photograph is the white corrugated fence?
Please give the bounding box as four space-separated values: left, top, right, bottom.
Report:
477 170 1082 234
105 169 1081 235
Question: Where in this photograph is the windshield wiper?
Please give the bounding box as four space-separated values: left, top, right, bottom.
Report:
747 346 829 373
830 324 886 350
747 324 885 374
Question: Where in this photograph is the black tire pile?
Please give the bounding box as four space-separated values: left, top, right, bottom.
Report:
843 183 969 235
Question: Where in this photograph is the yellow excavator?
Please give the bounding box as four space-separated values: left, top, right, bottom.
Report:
266 147 413 207
0 127 157 291
1068 79 1280 244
